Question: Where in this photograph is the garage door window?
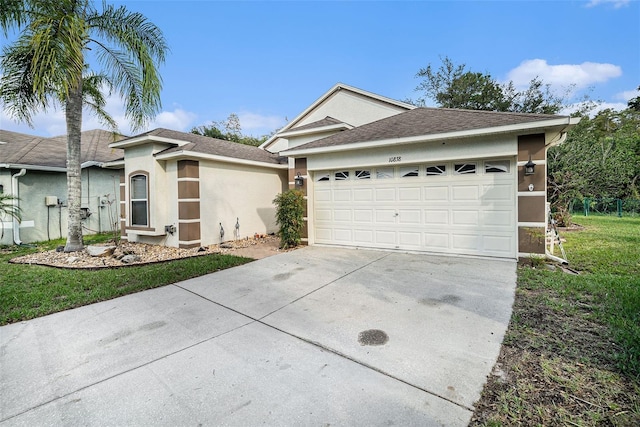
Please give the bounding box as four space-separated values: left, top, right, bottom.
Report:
400 166 419 177
315 172 330 182
454 163 476 174
335 171 350 181
355 170 371 179
426 165 447 176
376 168 393 179
485 160 510 173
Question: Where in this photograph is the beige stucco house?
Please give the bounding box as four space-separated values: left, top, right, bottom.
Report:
114 83 578 259
109 129 287 248
267 83 579 260
0 129 124 245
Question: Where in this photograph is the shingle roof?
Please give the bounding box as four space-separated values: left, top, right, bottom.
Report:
286 116 347 132
291 107 566 151
0 129 125 168
144 128 286 165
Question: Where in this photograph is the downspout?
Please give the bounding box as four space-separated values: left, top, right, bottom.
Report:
11 169 26 245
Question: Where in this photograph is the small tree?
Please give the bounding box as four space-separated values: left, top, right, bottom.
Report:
273 189 305 249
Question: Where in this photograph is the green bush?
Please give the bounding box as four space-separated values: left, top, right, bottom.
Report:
273 189 305 249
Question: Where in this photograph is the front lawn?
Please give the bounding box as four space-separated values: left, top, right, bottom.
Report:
472 215 640 426
0 234 252 325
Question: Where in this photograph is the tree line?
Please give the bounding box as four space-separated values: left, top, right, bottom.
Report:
410 57 640 223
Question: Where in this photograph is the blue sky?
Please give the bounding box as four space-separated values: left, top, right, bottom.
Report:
1 0 638 138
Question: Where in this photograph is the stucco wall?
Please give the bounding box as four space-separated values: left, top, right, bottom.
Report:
297 90 408 129
0 167 121 245
306 134 518 171
199 161 287 246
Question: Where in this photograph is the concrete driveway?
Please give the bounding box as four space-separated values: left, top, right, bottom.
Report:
0 246 516 426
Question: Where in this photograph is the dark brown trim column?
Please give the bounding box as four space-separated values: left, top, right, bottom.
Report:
517 134 546 256
119 171 127 241
177 160 201 249
289 157 309 245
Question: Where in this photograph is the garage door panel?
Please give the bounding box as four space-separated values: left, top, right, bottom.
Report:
452 185 479 201
482 210 513 227
375 210 397 223
399 232 421 247
375 230 396 245
316 189 332 202
333 229 352 242
424 233 449 249
452 210 479 226
333 209 351 222
315 228 332 241
334 189 351 202
399 187 421 201
353 230 373 244
398 209 421 224
483 235 513 253
452 233 480 250
375 188 396 201
353 209 373 223
353 188 373 202
483 184 513 201
425 210 449 225
424 186 448 201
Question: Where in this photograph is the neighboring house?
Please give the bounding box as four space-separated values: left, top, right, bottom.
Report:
108 129 287 248
275 85 580 260
0 129 124 245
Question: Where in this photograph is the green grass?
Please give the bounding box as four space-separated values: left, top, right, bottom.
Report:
472 215 640 426
0 234 253 325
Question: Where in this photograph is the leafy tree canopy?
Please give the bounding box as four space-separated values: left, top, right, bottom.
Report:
413 56 568 114
191 113 268 147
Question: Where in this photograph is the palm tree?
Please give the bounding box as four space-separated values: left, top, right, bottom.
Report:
0 0 167 251
0 194 22 241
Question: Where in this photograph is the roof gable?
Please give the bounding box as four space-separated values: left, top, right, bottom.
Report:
260 83 415 151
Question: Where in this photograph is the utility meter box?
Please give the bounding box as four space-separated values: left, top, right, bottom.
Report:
45 196 58 206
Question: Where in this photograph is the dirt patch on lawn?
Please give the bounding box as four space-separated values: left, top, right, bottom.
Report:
10 235 294 269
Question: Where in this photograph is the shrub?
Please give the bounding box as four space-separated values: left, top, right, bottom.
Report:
273 189 305 249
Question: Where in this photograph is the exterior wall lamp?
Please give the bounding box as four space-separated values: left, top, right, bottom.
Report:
524 155 536 176
294 172 304 187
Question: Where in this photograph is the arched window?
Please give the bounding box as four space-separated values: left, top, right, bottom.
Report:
130 174 148 226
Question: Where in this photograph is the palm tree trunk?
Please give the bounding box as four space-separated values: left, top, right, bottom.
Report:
64 79 84 252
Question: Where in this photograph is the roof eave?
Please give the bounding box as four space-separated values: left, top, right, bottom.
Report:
276 122 354 138
1 163 66 172
281 116 578 157
154 150 288 170
109 135 186 149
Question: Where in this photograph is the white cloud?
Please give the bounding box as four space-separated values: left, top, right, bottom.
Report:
506 59 622 90
237 111 287 135
585 0 630 8
1 94 198 137
615 88 640 102
148 108 198 132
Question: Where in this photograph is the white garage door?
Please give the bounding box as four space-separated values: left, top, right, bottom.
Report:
312 159 516 258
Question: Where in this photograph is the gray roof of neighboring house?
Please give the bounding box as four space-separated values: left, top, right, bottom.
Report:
0 129 125 168
145 128 287 165
290 107 566 151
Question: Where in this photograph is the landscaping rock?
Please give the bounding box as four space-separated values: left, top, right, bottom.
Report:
66 256 79 264
120 254 142 264
86 245 116 257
